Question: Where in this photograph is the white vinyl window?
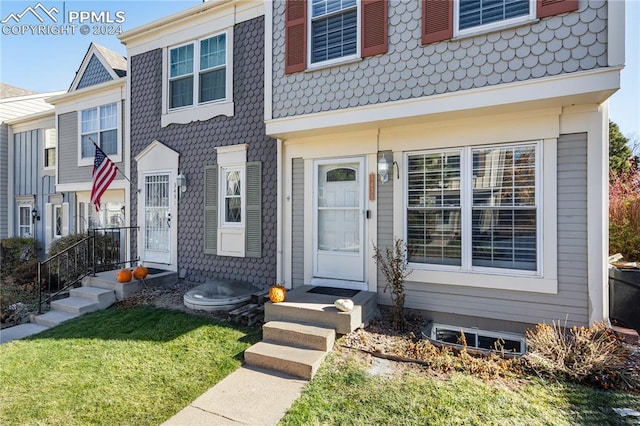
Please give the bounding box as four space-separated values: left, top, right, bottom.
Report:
220 166 244 227
81 103 117 158
456 0 534 36
18 205 32 237
44 128 57 168
309 0 359 66
169 33 227 110
406 142 539 274
54 205 63 238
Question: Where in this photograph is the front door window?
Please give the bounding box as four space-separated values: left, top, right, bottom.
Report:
143 173 171 264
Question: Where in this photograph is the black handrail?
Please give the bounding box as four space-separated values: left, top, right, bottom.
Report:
37 226 139 314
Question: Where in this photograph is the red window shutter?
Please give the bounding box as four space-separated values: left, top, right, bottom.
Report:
285 0 306 74
361 0 388 58
537 0 579 19
422 0 453 45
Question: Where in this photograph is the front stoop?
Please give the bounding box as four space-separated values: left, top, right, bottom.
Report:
264 286 377 334
244 340 329 380
84 269 178 300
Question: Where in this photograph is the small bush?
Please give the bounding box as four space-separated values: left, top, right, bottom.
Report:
373 239 411 331
609 168 640 261
524 321 637 390
0 237 38 278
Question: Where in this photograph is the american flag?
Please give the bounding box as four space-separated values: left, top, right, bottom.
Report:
90 145 117 211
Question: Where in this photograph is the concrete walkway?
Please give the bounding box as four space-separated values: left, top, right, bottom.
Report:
162 366 307 425
2 323 307 425
0 323 48 344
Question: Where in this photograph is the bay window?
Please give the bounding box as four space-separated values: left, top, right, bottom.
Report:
406 142 539 274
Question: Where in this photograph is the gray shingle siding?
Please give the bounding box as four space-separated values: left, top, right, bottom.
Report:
0 125 7 238
57 101 125 184
374 135 589 328
76 55 113 89
272 0 607 118
129 17 277 287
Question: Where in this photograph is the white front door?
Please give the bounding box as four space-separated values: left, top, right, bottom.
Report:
143 173 172 264
313 157 365 286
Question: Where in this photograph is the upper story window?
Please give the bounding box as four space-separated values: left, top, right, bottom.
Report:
169 33 227 110
44 128 57 168
406 142 539 274
81 103 117 158
309 0 358 65
457 0 533 34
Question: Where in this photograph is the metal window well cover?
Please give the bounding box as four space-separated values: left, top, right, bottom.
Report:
421 321 525 358
184 279 260 312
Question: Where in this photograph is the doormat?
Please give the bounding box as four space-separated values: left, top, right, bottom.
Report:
145 268 168 275
307 287 359 297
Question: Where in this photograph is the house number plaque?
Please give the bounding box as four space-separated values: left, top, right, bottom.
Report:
369 173 375 201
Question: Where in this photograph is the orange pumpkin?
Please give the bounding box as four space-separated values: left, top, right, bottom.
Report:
269 285 287 303
116 269 132 283
133 265 148 280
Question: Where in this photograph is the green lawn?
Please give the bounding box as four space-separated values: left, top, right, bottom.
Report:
0 306 260 425
281 348 640 426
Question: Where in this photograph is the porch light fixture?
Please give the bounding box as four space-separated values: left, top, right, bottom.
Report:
378 155 389 183
31 208 40 222
176 173 187 193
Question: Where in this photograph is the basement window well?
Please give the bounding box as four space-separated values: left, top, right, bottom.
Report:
423 323 526 356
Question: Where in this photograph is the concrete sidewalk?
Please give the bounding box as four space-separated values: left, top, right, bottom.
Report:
162 365 307 425
0 323 49 344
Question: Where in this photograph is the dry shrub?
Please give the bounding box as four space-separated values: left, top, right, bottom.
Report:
524 321 638 390
609 168 640 261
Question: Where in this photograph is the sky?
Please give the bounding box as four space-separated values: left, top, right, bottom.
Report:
1 0 638 143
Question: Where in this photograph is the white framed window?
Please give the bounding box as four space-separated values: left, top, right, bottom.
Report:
18 205 33 237
44 128 57 169
54 205 63 238
219 166 245 228
308 0 360 67
455 0 535 37
168 32 228 110
406 141 540 275
80 103 118 158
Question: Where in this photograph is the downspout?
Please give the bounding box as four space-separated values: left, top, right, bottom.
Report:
276 137 283 286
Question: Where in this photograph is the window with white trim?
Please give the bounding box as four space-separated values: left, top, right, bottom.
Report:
44 128 57 168
456 0 534 34
18 205 32 237
169 32 227 110
81 103 117 158
220 166 244 227
309 0 359 65
54 205 63 238
406 142 539 273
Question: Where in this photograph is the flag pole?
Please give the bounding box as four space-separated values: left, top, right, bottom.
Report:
90 138 133 186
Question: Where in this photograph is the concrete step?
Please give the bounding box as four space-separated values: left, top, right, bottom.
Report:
50 297 101 316
84 270 178 300
34 310 78 327
264 286 378 334
263 321 335 352
244 341 328 380
70 286 116 308
0 323 49 344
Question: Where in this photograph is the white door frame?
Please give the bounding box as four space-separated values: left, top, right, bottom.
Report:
311 156 367 290
141 171 173 265
135 140 179 271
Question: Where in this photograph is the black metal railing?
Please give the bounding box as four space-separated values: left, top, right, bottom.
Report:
38 226 139 314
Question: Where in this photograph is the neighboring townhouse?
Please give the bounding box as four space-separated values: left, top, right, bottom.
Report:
119 0 277 284
46 43 129 247
1 84 64 255
266 0 625 335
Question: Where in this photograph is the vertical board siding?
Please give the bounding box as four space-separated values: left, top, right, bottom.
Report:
377 136 589 327
291 157 304 287
0 125 7 238
13 129 39 196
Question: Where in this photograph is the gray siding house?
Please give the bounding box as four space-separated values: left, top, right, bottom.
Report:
1 85 64 254
119 0 276 285
266 0 625 334
47 43 129 246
